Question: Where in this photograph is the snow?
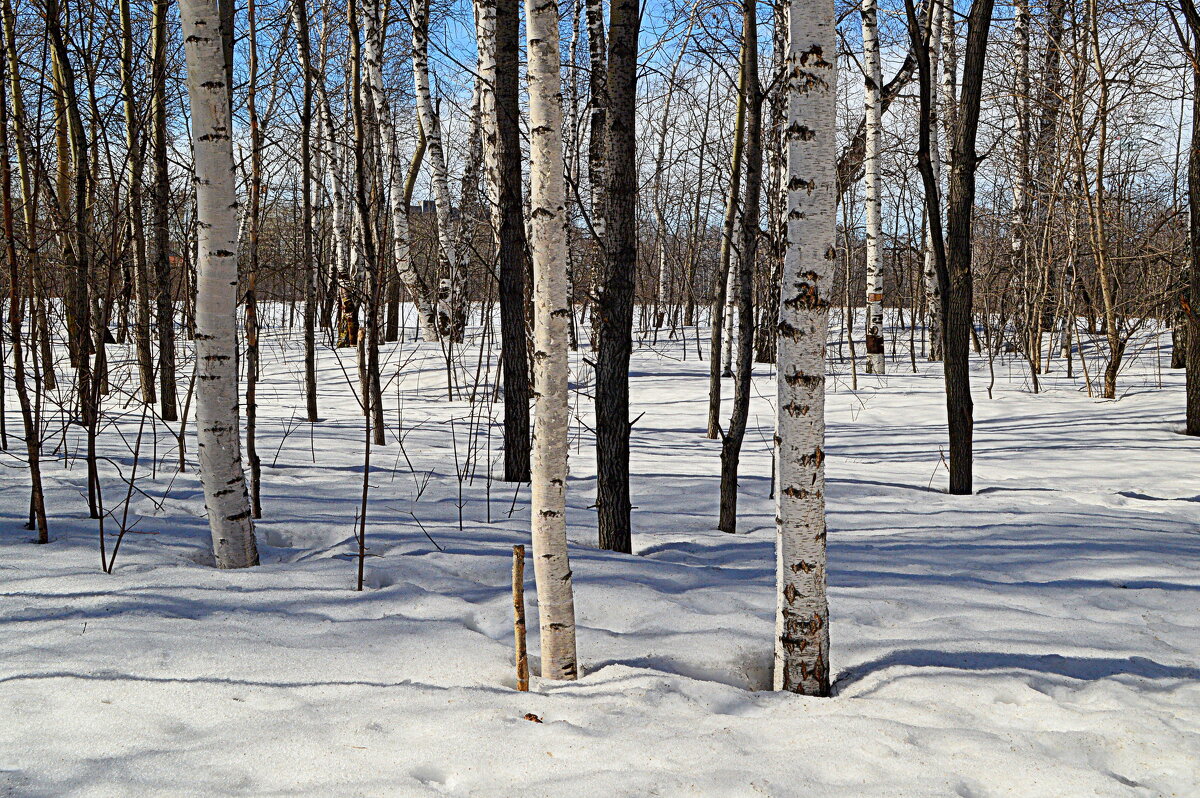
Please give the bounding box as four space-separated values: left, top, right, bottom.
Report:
2 311 1198 796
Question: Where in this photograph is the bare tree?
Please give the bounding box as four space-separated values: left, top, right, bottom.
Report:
180 0 259 568
775 0 835 697
526 0 578 680
594 0 640 553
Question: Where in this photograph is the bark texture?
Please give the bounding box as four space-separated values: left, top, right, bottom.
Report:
862 0 885 374
526 0 578 680
775 0 835 697
180 0 259 568
594 0 639 553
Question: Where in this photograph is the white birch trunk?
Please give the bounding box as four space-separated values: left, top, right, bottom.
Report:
923 0 944 362
475 0 501 249
180 0 258 569
862 0 885 375
388 125 438 339
584 0 606 238
1012 0 1034 363
363 0 437 339
775 0 834 696
316 82 353 317
411 0 460 290
453 84 485 304
937 0 957 365
526 0 578 681
722 259 738 376
940 0 957 163
651 21 694 326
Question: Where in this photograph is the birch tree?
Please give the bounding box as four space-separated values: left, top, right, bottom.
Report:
362 0 437 340
411 0 462 338
585 0 607 237
862 0 885 375
775 0 835 696
180 0 259 569
526 0 578 680
923 0 944 362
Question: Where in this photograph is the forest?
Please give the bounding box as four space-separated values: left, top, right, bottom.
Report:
1 0 1198 793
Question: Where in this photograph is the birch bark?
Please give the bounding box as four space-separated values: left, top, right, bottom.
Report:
362 0 436 340
584 0 607 237
315 76 357 347
862 0 885 374
775 0 835 696
411 0 461 335
526 0 578 680
180 0 259 568
923 0 944 361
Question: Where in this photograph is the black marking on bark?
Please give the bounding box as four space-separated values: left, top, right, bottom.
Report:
800 45 831 69
783 283 826 310
784 123 817 141
799 448 824 469
781 402 809 417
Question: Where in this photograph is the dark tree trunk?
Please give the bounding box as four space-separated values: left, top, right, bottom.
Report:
496 0 530 482
0 25 47 541
718 0 760 534
47 0 98 515
151 0 177 421
907 0 992 495
595 0 638 553
942 0 994 494
707 52 746 439
1183 0 1200 434
294 0 318 422
245 0 263 519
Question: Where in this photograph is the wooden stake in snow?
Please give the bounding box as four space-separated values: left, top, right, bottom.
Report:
512 545 529 691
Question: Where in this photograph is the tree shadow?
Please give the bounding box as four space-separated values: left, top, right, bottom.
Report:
835 649 1200 693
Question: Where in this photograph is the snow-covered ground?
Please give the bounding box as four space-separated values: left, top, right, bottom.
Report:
2 312 1198 796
